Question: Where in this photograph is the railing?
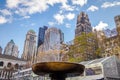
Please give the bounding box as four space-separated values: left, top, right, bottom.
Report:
0 69 13 80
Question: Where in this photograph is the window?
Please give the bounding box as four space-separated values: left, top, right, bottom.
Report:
86 68 95 75
14 64 19 69
30 36 34 40
7 62 12 68
81 26 84 32
86 67 102 76
0 61 4 66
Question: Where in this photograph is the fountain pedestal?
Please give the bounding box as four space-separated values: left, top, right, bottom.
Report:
32 62 85 80
50 74 66 80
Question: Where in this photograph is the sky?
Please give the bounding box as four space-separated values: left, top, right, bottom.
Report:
0 0 120 57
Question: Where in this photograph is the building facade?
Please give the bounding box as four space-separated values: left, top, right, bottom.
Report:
37 26 48 48
4 40 19 58
75 12 92 37
115 15 120 35
0 54 27 80
37 27 64 62
22 30 37 63
0 46 2 54
103 15 120 59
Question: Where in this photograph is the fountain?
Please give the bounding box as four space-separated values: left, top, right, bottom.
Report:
32 62 85 80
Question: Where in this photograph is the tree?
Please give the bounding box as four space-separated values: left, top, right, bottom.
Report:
95 48 102 58
67 32 100 62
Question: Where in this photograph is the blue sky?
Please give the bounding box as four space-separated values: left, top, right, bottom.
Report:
0 0 120 57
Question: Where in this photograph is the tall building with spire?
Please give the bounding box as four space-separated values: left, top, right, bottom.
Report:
73 12 98 61
37 26 48 48
4 40 19 57
75 12 92 36
22 30 37 62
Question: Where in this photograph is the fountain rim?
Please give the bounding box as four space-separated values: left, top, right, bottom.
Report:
32 61 85 76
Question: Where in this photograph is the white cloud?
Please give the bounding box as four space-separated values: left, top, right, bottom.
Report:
0 16 8 24
6 0 20 8
23 16 30 19
0 9 13 24
0 9 12 16
47 0 67 6
54 13 65 24
66 13 75 20
66 23 71 28
48 22 55 26
94 21 108 31
72 0 87 6
6 0 75 24
59 10 63 14
87 5 99 12
53 12 75 25
60 3 75 11
6 0 70 16
6 0 49 16
101 1 120 8
24 0 49 14
15 8 27 16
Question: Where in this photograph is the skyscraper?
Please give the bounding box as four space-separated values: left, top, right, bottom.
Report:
4 40 19 57
37 26 48 48
37 27 64 61
75 12 92 36
44 27 64 51
22 30 37 62
0 46 2 54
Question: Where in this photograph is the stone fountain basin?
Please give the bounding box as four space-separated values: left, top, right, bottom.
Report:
32 62 85 76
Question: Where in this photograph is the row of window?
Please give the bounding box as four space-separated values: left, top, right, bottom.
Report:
0 61 19 69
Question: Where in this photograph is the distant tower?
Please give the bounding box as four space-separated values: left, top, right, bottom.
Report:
0 46 2 54
75 12 92 36
37 26 48 48
115 15 120 35
4 40 19 57
22 30 37 61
